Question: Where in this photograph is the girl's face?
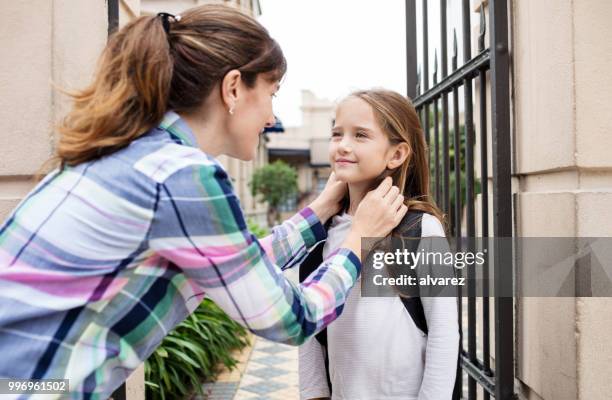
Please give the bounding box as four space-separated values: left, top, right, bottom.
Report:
329 97 399 185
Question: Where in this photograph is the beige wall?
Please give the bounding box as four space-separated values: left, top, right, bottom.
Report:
120 0 141 23
0 0 107 221
512 1 612 399
470 1 612 398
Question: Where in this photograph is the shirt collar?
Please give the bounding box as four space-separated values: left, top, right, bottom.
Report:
158 110 199 148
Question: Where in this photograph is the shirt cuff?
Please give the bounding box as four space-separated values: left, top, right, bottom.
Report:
295 207 328 248
326 247 362 279
300 388 331 400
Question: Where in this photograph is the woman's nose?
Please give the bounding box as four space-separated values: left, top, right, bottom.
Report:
338 137 352 153
265 114 276 128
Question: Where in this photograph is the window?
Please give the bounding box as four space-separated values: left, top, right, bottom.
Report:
278 192 298 213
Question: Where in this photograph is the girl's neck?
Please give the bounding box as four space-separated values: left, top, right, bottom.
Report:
346 181 374 216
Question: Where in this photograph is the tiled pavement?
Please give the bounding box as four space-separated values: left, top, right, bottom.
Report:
233 337 299 400
195 335 300 400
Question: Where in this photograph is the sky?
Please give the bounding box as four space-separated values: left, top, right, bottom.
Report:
257 0 408 127
257 1 472 127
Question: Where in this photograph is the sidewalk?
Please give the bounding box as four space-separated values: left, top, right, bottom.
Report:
197 335 300 400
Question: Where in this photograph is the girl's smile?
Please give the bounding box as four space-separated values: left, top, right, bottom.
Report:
335 157 357 166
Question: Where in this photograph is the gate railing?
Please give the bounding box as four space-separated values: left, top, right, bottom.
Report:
405 1 514 399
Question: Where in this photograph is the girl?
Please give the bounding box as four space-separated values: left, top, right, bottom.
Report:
299 90 460 400
0 6 407 398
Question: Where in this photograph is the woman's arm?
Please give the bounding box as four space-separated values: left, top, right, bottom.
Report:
298 338 331 400
248 208 326 271
256 172 348 271
255 204 338 271
148 163 360 345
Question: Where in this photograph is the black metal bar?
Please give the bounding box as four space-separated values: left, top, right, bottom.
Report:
425 106 431 151
406 0 418 99
441 0 450 219
422 0 429 92
107 0 119 36
413 50 490 108
433 52 440 204
422 0 430 148
489 0 514 398
462 0 477 398
451 29 463 400
417 68 424 136
478 7 493 400
440 0 448 79
452 30 461 242
460 353 496 396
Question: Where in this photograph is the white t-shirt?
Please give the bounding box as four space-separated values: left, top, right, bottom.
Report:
299 212 460 400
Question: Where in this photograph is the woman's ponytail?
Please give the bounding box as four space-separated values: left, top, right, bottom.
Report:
55 15 173 168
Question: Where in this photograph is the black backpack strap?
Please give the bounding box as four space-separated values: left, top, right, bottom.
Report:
298 241 332 392
298 240 325 282
399 297 428 335
396 211 429 336
298 241 329 348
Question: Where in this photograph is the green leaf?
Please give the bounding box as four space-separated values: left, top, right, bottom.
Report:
145 298 249 400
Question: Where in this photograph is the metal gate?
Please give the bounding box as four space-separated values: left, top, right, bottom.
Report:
405 0 514 398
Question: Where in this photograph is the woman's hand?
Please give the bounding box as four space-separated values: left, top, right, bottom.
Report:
352 176 407 237
308 172 347 224
340 177 407 259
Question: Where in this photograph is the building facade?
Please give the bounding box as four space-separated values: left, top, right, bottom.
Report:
267 90 335 220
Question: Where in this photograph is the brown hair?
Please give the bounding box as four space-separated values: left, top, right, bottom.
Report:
52 5 286 168
344 89 446 233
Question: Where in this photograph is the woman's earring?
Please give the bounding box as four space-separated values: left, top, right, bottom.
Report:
229 106 235 115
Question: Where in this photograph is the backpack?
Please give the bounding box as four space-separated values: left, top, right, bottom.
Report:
298 210 428 393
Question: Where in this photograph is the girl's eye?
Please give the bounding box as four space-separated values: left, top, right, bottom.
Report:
356 131 368 138
331 131 342 137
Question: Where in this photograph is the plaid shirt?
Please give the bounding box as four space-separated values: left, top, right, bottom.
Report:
0 111 361 399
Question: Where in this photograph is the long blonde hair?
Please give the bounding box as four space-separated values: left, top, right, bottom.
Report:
50 5 286 170
345 89 446 232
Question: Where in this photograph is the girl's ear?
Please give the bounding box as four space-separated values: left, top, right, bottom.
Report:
387 143 411 170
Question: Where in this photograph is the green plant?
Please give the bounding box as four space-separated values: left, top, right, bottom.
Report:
249 160 298 226
247 218 269 238
145 299 250 400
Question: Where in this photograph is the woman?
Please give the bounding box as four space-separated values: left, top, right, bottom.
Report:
0 6 407 398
